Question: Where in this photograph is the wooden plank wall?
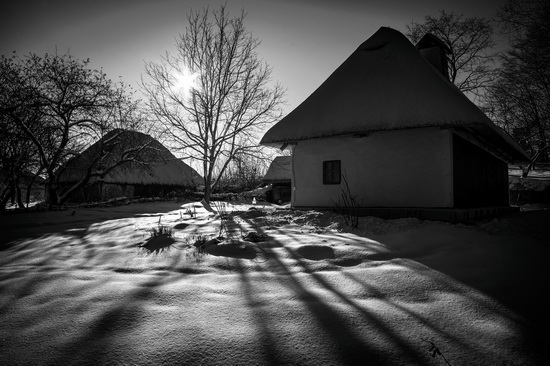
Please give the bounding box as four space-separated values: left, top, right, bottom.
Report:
453 134 509 208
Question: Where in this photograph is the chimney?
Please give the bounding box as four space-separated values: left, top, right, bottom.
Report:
415 33 451 80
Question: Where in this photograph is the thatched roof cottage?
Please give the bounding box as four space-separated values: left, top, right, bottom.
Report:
261 27 530 222
58 129 203 202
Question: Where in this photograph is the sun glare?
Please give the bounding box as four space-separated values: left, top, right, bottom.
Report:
171 68 198 95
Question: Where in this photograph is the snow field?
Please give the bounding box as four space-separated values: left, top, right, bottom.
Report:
0 201 548 365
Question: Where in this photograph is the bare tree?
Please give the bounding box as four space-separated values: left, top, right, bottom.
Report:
498 0 550 42
406 10 497 101
0 52 143 206
217 151 270 193
484 0 550 170
143 5 285 203
0 113 41 209
0 55 44 209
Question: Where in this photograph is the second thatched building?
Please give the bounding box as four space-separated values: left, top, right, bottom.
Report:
57 129 203 202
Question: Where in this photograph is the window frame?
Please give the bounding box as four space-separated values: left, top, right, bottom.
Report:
323 160 341 185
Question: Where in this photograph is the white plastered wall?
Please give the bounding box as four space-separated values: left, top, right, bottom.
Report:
292 127 453 208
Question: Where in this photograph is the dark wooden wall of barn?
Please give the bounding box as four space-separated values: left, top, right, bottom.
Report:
62 183 187 202
266 182 292 204
453 134 509 208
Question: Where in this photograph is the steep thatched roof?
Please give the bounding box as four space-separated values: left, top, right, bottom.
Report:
261 27 529 163
263 156 292 183
58 129 203 186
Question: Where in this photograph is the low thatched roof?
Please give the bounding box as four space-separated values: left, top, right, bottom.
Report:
58 129 203 186
261 27 529 163
263 156 292 183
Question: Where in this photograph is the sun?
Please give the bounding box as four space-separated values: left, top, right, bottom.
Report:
171 67 198 95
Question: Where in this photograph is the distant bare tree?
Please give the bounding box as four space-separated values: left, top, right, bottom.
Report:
143 5 285 203
0 52 143 206
406 10 497 101
0 55 45 209
217 151 270 193
0 112 41 209
484 0 550 169
497 0 550 41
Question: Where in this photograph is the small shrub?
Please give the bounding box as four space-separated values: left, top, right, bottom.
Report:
181 233 212 262
333 172 359 229
148 216 172 237
211 201 231 238
185 206 196 218
149 225 172 237
192 235 209 252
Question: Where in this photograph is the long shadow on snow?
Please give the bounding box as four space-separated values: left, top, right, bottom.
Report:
235 259 286 366
283 226 543 364
48 246 190 365
0 202 203 365
364 210 550 364
278 227 428 365
0 201 188 247
238 217 421 365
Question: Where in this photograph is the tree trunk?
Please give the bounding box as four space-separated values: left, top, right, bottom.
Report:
203 183 212 204
0 186 10 211
48 186 59 207
9 180 16 205
25 169 43 207
538 130 549 163
45 166 65 208
25 183 32 207
15 180 25 208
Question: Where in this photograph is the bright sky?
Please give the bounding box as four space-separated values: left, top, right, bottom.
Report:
1 0 506 112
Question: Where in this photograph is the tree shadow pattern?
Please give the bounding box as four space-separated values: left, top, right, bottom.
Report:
0 207 543 365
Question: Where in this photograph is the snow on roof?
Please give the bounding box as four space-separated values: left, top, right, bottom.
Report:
261 27 529 163
263 156 292 182
58 129 203 186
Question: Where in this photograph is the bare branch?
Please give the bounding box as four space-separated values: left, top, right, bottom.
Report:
406 10 497 102
142 4 285 202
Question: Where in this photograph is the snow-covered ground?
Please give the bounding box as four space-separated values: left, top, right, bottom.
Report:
0 201 548 365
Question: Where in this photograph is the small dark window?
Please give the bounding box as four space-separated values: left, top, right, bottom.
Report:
323 160 341 185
